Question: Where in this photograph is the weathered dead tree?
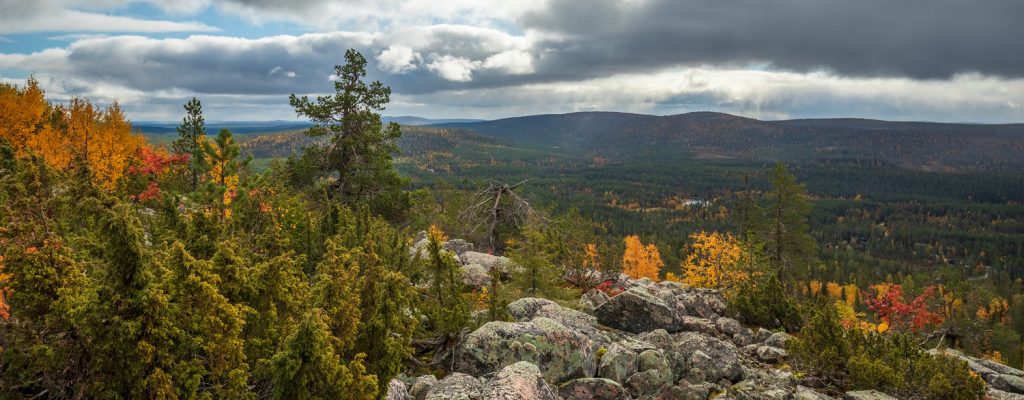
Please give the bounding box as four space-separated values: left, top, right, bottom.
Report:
459 179 537 254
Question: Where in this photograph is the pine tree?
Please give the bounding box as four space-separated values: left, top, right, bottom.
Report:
764 163 816 274
288 49 406 215
732 173 763 240
173 97 208 191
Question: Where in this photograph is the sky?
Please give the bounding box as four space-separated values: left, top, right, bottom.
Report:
1 0 1022 123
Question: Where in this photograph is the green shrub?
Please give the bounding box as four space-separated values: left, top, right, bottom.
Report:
792 303 986 400
728 274 802 331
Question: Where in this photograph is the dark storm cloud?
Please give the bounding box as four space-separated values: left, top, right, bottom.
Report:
520 0 1024 79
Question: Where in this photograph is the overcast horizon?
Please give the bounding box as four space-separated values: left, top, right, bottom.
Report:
2 0 1023 123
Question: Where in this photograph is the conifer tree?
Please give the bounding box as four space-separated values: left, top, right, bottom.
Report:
355 251 417 398
508 220 577 301
243 252 309 367
269 309 377 400
205 128 243 219
161 241 250 398
421 225 470 337
764 163 816 274
210 242 251 304
288 49 405 214
173 97 208 191
70 202 179 398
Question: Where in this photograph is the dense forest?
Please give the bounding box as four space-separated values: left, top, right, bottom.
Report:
0 50 1018 399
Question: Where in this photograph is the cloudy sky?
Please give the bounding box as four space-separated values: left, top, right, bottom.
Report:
1 0 1022 122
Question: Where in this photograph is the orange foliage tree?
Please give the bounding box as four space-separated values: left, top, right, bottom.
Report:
622 235 663 282
0 78 142 190
677 231 748 289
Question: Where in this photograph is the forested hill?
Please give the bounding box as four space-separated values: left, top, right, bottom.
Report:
432 112 1024 172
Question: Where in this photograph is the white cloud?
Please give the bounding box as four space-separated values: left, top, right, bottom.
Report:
0 7 217 34
426 55 479 82
377 45 421 74
483 50 533 74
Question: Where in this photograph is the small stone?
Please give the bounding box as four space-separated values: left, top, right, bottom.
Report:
756 346 788 363
558 378 627 400
844 389 899 400
765 332 793 349
411 375 438 400
425 373 482 400
386 378 411 400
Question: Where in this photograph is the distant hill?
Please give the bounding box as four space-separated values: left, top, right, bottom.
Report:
238 125 504 160
133 116 484 136
432 112 1024 172
383 116 485 125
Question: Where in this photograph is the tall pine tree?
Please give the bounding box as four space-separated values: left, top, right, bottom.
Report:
173 97 208 191
764 163 816 275
288 49 406 216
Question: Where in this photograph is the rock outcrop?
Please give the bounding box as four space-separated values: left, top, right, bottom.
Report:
390 253 1024 399
454 317 597 383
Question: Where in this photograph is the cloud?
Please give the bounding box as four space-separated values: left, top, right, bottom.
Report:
377 45 421 74
2 0 1022 122
426 55 478 82
519 0 1024 79
0 1 217 34
483 50 533 75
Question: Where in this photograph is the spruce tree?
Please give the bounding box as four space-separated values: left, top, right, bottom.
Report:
508 221 577 301
173 97 208 191
764 163 816 274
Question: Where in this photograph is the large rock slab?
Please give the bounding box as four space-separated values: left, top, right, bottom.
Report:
480 361 558 400
558 378 626 400
990 374 1024 394
673 331 744 383
410 375 438 400
424 373 482 400
844 390 898 400
594 287 677 333
459 252 511 271
676 289 727 318
989 388 1024 400
455 317 597 383
597 342 638 383
508 297 612 346
386 378 411 400
794 385 833 400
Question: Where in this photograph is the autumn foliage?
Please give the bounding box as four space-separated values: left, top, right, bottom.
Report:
0 78 143 190
863 284 943 333
622 235 663 282
0 256 8 320
128 145 188 202
677 231 748 289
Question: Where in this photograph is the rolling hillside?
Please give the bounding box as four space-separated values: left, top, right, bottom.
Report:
433 112 1024 172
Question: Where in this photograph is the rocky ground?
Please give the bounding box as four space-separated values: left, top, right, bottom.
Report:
393 237 1024 399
